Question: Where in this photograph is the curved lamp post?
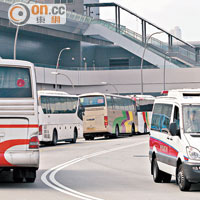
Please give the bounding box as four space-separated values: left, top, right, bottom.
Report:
13 0 32 60
140 31 163 95
56 47 71 70
54 47 71 90
101 82 119 95
51 71 75 93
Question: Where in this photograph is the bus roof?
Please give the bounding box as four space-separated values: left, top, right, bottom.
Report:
79 92 133 99
38 90 78 98
0 59 34 68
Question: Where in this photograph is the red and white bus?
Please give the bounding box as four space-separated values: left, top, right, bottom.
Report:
131 95 155 133
0 59 39 183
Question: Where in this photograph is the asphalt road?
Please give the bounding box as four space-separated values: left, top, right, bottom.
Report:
0 135 200 200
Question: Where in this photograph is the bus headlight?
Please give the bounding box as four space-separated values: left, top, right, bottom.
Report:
187 146 200 160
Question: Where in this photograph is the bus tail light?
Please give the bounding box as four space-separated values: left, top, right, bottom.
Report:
104 116 108 127
29 136 39 149
39 125 42 135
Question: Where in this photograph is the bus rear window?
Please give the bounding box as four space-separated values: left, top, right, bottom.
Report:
80 96 105 107
0 67 32 98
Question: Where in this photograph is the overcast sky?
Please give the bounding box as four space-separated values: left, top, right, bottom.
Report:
99 0 200 42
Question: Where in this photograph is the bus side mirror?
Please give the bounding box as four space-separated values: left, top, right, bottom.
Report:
78 106 85 120
169 122 177 136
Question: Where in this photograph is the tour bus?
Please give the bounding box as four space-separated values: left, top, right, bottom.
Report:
79 93 138 140
149 89 200 191
133 95 155 133
38 90 83 145
0 59 39 183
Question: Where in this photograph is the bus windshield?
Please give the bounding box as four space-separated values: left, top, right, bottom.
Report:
80 96 105 107
0 67 32 98
183 105 200 133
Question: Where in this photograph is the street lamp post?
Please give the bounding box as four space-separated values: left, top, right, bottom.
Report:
13 0 32 60
51 71 75 94
140 31 163 95
55 47 71 90
163 52 170 91
14 25 19 60
101 82 119 95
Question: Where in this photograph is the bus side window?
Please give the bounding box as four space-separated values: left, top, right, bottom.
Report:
41 96 47 114
49 97 56 114
106 96 113 109
45 97 49 114
120 98 125 110
113 97 119 110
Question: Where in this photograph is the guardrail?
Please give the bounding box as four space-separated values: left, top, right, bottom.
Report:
65 10 197 66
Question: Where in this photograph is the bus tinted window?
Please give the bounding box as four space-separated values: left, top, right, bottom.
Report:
80 96 105 107
40 96 78 114
67 97 78 113
138 104 153 112
41 96 48 114
0 67 32 98
106 96 113 109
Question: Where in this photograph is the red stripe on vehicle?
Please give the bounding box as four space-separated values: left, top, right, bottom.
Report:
0 124 39 128
0 139 29 166
150 137 178 158
142 112 146 123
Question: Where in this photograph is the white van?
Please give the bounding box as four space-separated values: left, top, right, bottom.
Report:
149 89 200 191
0 59 39 183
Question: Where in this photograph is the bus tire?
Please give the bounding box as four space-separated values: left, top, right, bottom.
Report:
71 129 77 143
144 123 147 134
90 136 94 140
25 168 36 183
26 178 35 183
131 124 135 135
115 125 119 138
13 169 24 183
52 130 57 146
84 136 90 141
177 164 191 191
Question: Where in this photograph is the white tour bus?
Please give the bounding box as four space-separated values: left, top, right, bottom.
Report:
0 59 39 183
38 90 83 145
133 95 155 133
79 92 138 140
150 89 200 191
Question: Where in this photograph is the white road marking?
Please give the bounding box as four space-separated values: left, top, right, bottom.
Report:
41 141 147 200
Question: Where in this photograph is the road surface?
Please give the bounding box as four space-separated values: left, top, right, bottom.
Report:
0 135 200 200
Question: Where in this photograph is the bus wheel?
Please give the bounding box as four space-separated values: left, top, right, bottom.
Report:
52 130 57 146
13 169 24 183
115 125 119 138
26 178 35 183
131 124 135 135
144 123 147 133
177 164 191 191
84 136 90 141
71 129 77 143
90 136 94 140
